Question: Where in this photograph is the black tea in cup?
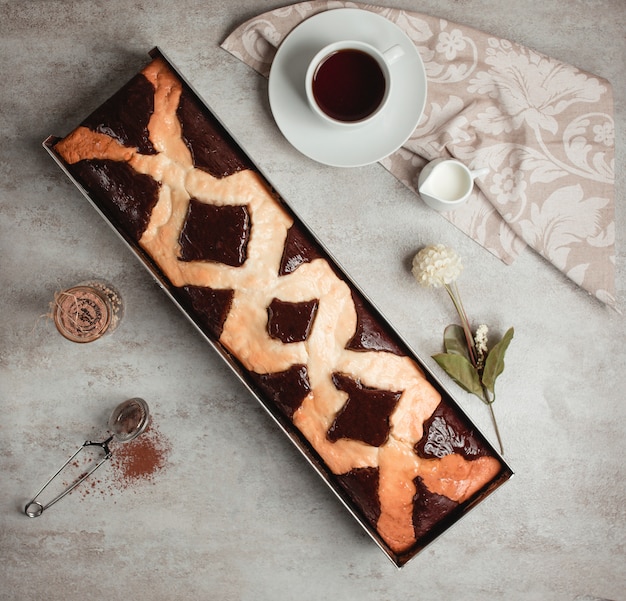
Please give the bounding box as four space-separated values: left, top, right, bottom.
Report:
312 49 386 123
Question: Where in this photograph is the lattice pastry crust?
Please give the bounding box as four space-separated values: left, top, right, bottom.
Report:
55 57 502 555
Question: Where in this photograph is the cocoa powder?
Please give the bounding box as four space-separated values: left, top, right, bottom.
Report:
109 422 170 488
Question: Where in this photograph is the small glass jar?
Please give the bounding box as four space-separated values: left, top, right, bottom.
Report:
52 280 123 343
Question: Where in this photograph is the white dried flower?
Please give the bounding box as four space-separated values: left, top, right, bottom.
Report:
475 324 489 354
412 244 463 288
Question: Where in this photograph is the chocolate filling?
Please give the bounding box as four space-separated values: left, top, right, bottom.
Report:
327 373 401 447
279 224 324 276
178 198 250 266
336 466 381 526
415 401 489 460
248 364 311 419
82 72 157 155
412 476 459 540
177 89 253 178
267 298 319 343
68 158 160 242
346 291 404 355
178 286 234 339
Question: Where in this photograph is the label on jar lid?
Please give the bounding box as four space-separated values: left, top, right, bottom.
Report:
53 285 113 343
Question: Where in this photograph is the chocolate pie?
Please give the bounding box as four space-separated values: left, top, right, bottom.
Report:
49 51 511 566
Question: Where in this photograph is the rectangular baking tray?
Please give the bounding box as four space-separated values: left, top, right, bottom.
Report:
44 47 513 567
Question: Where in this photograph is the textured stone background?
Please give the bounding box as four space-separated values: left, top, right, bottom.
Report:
1 1 624 600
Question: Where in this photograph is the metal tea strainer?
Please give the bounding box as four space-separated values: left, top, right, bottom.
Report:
24 397 150 518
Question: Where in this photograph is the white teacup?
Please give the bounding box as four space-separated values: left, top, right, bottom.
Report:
417 158 489 211
305 40 404 127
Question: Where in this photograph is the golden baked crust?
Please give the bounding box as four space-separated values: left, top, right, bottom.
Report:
54 57 502 555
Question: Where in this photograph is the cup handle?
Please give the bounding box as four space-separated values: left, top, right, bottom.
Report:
383 45 404 65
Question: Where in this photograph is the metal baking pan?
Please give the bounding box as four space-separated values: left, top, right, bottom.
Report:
44 47 513 567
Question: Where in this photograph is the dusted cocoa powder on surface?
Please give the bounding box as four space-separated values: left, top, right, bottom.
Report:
109 421 170 489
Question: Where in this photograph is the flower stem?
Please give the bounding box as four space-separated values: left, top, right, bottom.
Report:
483 386 504 455
445 283 477 366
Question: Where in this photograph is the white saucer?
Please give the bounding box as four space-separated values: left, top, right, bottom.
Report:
268 8 427 168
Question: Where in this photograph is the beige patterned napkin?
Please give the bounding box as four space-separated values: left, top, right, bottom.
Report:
221 0 616 309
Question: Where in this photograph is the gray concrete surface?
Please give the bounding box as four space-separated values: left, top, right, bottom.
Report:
1 1 624 600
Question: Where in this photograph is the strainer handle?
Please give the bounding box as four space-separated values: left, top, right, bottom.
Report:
24 437 114 517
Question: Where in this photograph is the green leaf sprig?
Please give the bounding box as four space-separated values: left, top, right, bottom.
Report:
412 245 513 455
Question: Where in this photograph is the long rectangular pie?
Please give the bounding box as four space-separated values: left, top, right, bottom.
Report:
45 48 512 567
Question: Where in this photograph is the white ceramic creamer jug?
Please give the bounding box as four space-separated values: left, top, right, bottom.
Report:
417 158 489 211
